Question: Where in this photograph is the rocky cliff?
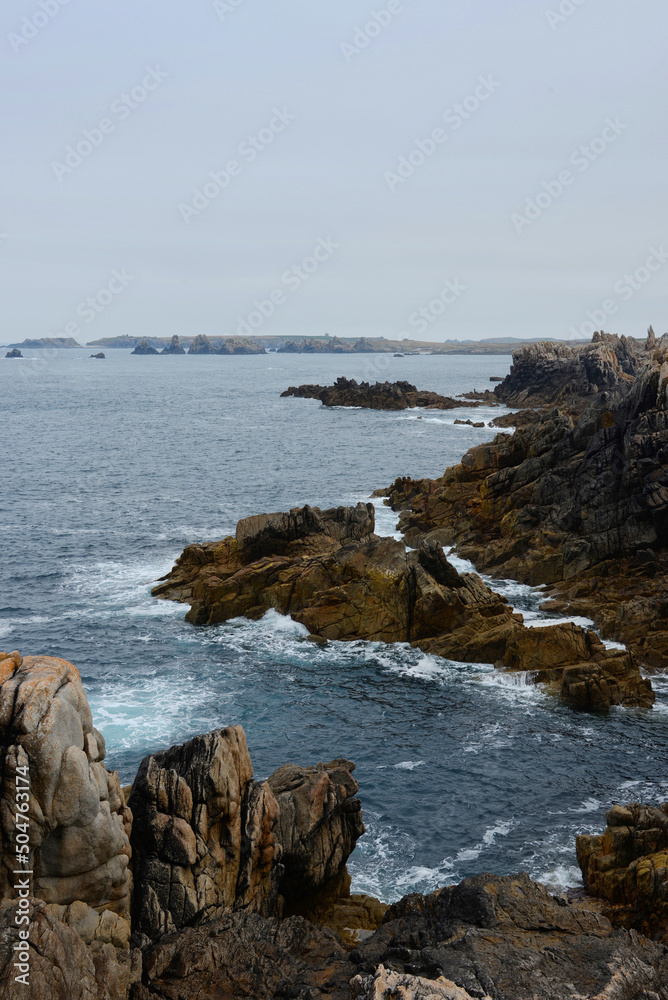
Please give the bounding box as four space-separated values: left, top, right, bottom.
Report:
281 377 484 410
2 651 666 999
277 337 383 354
381 332 668 669
160 336 185 354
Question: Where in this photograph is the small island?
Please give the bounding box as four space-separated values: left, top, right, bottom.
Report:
90 352 105 359
5 337 81 349
5 348 23 358
281 377 487 410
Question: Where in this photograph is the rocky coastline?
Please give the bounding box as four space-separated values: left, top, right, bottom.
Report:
377 330 668 670
4 329 667 998
281 377 487 411
2 649 667 999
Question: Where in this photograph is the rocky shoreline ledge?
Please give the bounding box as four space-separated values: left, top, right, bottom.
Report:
152 502 652 712
281 377 488 411
377 330 668 671
2 650 667 999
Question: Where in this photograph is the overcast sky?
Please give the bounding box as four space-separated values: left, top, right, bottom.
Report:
1 0 666 344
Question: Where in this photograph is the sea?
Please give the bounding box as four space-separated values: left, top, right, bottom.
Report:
2 347 667 902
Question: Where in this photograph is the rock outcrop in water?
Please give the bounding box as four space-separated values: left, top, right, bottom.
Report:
281 377 482 410
187 334 266 355
152 503 652 710
129 726 365 944
381 332 668 670
577 802 668 943
1 650 667 999
160 335 185 354
131 339 160 355
5 348 23 358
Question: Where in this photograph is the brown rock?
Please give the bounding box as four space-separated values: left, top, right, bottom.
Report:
0 898 140 1000
128 726 283 942
0 653 132 916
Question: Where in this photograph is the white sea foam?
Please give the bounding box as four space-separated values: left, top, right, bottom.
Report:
394 760 425 771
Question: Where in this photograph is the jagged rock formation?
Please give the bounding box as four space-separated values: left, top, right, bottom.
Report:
1 651 667 999
577 803 668 942
129 726 283 942
351 966 488 1000
5 348 22 358
382 334 668 670
493 332 645 408
0 898 140 1000
187 334 218 354
152 504 651 709
217 337 266 355
187 334 266 354
281 377 480 410
277 337 383 354
131 339 159 355
160 336 185 354
267 761 365 904
0 652 132 918
348 873 668 1000
152 502 522 661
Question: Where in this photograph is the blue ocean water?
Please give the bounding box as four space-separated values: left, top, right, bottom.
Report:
1 348 666 901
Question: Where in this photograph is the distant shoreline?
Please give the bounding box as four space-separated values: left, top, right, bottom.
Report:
3 334 591 357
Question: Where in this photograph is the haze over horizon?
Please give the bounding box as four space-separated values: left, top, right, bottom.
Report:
2 0 667 345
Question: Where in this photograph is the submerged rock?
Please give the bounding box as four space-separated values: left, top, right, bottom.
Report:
281 377 480 410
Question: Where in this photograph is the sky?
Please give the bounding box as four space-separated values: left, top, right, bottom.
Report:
1 0 666 344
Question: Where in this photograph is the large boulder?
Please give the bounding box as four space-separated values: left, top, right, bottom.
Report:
0 652 132 917
129 726 283 942
128 727 367 944
577 803 668 942
267 760 365 901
